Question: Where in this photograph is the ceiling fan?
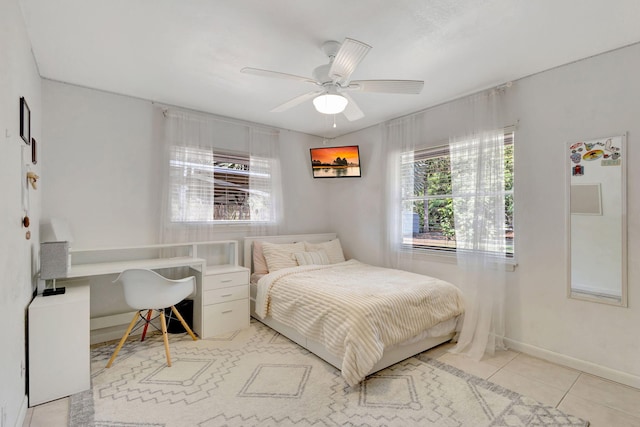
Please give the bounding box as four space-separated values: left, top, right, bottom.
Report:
241 38 424 121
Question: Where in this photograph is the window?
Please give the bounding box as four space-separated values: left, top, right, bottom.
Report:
401 131 514 255
169 146 274 223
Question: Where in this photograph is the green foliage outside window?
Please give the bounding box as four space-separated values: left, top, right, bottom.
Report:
406 138 514 254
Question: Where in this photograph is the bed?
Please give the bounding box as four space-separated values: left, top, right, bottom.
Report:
243 233 464 386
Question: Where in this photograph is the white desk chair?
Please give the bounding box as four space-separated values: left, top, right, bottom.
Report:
106 269 198 368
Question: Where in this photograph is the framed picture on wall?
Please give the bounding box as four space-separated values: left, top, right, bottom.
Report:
32 138 37 164
309 145 362 178
20 97 31 145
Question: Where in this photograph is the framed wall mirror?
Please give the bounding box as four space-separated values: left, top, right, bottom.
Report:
567 134 627 306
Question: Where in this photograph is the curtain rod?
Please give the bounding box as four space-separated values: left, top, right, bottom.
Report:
385 81 515 125
413 123 519 152
154 102 280 133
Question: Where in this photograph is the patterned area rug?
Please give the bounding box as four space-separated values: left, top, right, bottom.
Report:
70 320 588 426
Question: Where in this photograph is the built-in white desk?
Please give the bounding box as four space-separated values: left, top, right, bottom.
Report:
37 240 249 342
30 240 249 406
66 256 206 278
66 255 207 340
64 241 247 340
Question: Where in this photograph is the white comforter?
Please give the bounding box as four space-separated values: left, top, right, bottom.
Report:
255 259 464 386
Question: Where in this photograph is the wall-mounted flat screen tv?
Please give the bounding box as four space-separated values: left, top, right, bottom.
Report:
310 145 361 178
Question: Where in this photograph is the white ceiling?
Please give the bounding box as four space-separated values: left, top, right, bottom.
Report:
19 0 640 138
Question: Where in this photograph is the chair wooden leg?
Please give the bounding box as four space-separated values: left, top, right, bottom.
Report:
106 311 140 368
159 310 171 367
170 305 198 341
140 309 153 342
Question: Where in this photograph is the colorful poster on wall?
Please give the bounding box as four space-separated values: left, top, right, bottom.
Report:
568 136 622 175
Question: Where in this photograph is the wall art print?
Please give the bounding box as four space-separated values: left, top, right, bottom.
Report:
20 97 31 145
568 135 622 177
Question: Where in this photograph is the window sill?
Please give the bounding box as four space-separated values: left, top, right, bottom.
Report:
400 246 518 272
166 220 277 234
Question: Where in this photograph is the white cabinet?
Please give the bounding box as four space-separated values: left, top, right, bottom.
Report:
28 284 90 406
199 266 249 337
67 239 248 341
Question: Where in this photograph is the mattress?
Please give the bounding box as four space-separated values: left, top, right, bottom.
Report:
250 281 458 343
250 260 464 384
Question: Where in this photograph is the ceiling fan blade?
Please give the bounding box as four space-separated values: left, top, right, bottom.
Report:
241 67 319 85
271 90 323 113
348 79 424 94
329 38 371 83
341 93 364 122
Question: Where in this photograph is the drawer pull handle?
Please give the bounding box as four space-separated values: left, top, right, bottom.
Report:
221 279 232 283
221 294 233 297
222 310 233 314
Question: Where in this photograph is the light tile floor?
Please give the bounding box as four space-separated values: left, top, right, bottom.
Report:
23 343 640 427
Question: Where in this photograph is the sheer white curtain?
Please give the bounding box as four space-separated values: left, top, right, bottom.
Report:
159 108 282 246
382 91 508 359
382 114 422 269
247 127 283 237
448 92 507 360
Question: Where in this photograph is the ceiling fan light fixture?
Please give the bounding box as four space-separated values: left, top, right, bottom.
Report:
313 93 348 115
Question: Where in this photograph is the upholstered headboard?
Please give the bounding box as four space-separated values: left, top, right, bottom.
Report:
243 233 337 275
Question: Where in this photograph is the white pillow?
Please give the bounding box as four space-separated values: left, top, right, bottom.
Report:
304 239 345 264
294 250 330 266
252 240 269 275
261 241 305 272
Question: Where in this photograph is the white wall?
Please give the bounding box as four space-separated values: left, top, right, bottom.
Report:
42 82 331 248
41 81 332 321
0 0 42 425
279 130 332 235
332 43 640 387
322 126 387 264
42 82 164 248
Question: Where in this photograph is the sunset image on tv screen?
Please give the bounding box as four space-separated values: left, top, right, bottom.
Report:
310 145 361 178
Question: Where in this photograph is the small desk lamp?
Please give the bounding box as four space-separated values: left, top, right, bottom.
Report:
40 219 73 296
40 241 69 296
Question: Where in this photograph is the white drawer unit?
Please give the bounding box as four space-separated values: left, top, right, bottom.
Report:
203 285 249 305
203 270 248 290
199 267 249 337
202 300 249 336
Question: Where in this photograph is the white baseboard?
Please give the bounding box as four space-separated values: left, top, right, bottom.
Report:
90 312 164 345
90 311 137 330
504 337 640 389
90 312 138 345
91 328 133 345
16 395 28 427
